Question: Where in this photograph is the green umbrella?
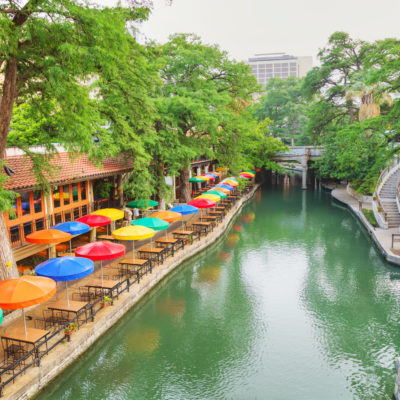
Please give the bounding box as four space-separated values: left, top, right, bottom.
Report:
245 170 255 174
0 308 2 325
126 199 159 209
132 217 169 245
205 190 227 199
189 177 205 183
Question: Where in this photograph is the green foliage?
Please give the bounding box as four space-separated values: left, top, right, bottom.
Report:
254 76 311 145
313 118 387 193
362 209 378 227
93 180 113 200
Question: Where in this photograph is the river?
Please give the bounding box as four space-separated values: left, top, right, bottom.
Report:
35 178 400 400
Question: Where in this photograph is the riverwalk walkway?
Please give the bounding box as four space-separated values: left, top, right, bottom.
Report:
332 186 400 266
0 185 258 400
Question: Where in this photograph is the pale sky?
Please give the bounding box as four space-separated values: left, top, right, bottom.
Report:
136 0 400 64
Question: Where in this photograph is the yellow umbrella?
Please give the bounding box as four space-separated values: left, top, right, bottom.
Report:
92 208 124 221
224 180 238 186
112 225 154 262
195 194 221 202
53 192 70 200
216 167 227 172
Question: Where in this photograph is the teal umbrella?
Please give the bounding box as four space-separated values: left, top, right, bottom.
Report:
0 308 3 325
189 177 205 183
126 199 158 209
132 217 169 245
205 190 227 199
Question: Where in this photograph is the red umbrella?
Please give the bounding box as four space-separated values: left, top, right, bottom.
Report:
76 215 111 227
187 199 216 209
75 241 125 285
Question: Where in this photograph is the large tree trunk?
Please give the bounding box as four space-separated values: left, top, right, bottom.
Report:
0 213 19 280
0 57 18 156
0 58 19 280
179 164 191 203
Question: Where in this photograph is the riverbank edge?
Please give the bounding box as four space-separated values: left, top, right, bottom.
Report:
8 185 259 400
331 188 400 399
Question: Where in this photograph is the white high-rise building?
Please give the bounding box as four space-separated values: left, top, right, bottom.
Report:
248 53 312 87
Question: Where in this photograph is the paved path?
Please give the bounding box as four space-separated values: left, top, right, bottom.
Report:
332 186 400 266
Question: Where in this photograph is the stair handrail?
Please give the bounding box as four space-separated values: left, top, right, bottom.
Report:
372 156 399 228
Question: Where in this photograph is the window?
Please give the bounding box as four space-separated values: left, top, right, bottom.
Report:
35 219 45 231
63 185 70 206
72 184 79 203
33 190 42 213
20 192 31 216
80 182 87 201
10 225 20 245
23 221 33 237
53 186 61 209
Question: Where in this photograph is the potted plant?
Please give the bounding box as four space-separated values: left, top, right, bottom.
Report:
373 196 377 201
64 322 78 336
100 296 112 308
377 206 383 212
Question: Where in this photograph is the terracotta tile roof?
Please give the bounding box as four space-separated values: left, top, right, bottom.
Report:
4 152 133 191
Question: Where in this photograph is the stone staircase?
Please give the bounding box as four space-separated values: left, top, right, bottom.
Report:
379 169 400 228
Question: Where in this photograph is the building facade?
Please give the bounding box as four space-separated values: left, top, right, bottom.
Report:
248 53 312 87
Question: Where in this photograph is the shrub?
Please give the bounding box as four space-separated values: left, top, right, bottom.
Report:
362 208 378 227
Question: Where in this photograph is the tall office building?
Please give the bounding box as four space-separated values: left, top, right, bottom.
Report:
248 53 312 87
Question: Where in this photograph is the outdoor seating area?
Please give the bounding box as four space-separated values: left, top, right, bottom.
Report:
0 172 255 397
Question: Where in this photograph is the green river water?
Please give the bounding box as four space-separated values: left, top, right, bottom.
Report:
35 180 400 400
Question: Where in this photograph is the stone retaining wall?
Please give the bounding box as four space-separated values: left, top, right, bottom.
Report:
6 186 259 400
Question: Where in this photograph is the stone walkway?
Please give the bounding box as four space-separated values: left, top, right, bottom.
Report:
331 186 400 266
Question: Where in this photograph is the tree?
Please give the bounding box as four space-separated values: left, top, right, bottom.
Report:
254 76 310 145
0 0 154 279
151 34 261 202
302 31 369 140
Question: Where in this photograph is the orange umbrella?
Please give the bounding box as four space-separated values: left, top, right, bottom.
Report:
212 187 230 195
150 211 182 223
26 229 71 244
0 276 56 335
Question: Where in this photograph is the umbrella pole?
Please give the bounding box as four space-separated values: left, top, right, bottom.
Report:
132 241 135 262
150 238 152 250
165 230 167 240
22 309 27 336
101 260 104 287
69 239 72 253
66 281 70 307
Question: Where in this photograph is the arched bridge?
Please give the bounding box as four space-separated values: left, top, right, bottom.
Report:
271 146 324 189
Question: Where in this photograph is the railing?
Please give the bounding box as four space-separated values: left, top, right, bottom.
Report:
372 156 400 228
0 260 149 397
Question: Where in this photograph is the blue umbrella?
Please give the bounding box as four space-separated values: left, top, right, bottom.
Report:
215 184 234 191
52 221 90 252
170 204 199 215
170 204 199 229
205 173 218 178
52 221 90 235
35 256 94 305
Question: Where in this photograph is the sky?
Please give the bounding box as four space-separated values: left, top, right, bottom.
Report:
136 0 400 65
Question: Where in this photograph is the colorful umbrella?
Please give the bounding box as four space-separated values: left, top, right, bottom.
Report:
245 170 256 174
76 214 111 227
216 167 227 172
200 174 215 180
212 187 231 195
205 190 227 199
35 256 94 306
187 199 216 209
149 211 182 223
170 204 199 229
208 171 221 176
126 199 159 209
132 217 169 231
132 217 169 244
205 173 218 178
189 177 205 183
0 308 2 325
92 208 124 221
52 221 90 235
215 184 234 191
240 172 253 178
170 204 199 215
0 276 56 335
112 225 155 262
53 192 70 200
75 241 125 285
52 221 91 252
195 194 221 202
26 229 71 244
223 180 238 186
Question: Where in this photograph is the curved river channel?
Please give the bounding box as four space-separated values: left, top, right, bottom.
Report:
35 180 400 400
